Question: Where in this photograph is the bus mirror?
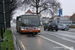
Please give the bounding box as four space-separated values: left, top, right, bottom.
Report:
19 18 21 21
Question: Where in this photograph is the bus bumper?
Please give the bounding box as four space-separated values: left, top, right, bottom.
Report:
21 30 40 33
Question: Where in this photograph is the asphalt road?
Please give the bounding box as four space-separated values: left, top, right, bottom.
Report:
11 26 75 50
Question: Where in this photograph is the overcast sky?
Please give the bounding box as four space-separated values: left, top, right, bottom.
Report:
58 0 75 16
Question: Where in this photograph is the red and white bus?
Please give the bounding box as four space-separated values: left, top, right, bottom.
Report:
16 15 41 35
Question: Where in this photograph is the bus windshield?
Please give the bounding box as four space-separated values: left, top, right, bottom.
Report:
21 15 40 27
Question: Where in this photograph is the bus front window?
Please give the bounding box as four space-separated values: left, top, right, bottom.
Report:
21 17 40 27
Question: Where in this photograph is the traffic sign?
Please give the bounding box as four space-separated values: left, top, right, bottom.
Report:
59 9 62 17
69 22 71 24
0 0 10 28
57 21 60 23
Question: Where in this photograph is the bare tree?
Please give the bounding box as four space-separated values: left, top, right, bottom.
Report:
10 0 61 17
10 0 24 15
22 0 61 15
10 0 17 16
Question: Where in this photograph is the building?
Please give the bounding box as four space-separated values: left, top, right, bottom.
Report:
25 10 42 19
52 16 72 25
70 13 75 24
25 10 32 15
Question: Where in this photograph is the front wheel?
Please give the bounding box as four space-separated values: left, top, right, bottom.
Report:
56 29 58 31
48 29 50 31
35 32 38 35
16 30 18 32
51 29 53 31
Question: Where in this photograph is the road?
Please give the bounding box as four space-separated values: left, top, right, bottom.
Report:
11 25 75 50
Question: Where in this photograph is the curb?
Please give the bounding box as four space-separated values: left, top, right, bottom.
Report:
12 31 24 50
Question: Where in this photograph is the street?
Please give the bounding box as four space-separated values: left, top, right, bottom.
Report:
11 25 75 50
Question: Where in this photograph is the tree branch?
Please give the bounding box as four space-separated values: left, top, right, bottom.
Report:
39 8 47 13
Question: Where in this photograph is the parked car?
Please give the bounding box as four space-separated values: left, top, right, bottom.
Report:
58 24 69 30
44 23 58 31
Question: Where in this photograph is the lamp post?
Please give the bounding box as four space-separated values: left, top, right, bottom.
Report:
3 0 8 50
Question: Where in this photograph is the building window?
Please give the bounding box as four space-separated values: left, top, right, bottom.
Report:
57 18 60 20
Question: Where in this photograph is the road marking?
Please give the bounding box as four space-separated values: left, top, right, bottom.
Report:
19 40 26 50
39 35 74 50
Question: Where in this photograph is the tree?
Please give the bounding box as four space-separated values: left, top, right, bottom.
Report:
10 0 17 16
22 0 61 16
10 0 61 17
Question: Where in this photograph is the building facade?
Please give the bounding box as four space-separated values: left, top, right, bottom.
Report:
53 16 72 25
70 14 75 24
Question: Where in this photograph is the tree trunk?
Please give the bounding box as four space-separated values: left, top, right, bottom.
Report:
36 0 39 14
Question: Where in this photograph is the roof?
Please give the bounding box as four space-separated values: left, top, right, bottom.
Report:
65 16 71 19
26 10 41 15
26 10 32 13
52 15 59 19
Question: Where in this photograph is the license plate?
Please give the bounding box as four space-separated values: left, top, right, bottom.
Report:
27 28 35 29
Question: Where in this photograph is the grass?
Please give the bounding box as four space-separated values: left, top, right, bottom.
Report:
0 30 15 50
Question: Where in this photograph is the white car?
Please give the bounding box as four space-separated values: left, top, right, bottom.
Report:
58 24 69 30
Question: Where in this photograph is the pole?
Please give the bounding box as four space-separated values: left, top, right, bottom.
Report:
3 0 8 50
0 35 2 50
1 28 3 50
1 41 2 50
1 28 3 39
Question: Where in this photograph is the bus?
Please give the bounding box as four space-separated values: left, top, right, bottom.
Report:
16 15 41 35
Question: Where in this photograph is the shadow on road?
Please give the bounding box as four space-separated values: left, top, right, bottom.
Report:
19 33 38 37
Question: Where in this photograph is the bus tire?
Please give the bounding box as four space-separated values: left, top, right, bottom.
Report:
20 33 22 34
17 30 18 32
35 33 38 35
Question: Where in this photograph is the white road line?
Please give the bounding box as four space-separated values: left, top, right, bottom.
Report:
39 35 74 50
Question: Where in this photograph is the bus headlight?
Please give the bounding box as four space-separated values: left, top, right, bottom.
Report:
38 27 40 30
21 28 24 30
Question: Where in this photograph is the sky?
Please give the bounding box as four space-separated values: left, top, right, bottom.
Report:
58 0 75 16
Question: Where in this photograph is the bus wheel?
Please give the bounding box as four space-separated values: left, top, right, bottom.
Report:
35 33 38 35
19 31 22 34
17 30 18 32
